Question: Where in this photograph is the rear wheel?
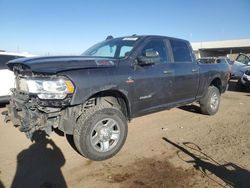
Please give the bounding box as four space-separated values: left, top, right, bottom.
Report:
73 98 128 161
200 86 220 115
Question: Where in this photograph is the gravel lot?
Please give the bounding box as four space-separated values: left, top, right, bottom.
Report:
0 80 250 188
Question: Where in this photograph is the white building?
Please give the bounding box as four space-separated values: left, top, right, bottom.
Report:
191 39 250 60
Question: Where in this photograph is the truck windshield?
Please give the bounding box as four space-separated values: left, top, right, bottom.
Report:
82 37 139 59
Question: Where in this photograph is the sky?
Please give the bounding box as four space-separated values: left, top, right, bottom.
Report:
1 0 250 55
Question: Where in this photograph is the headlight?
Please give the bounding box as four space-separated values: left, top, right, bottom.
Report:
18 78 74 99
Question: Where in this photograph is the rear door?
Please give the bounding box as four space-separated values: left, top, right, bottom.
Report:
169 39 199 103
132 38 174 115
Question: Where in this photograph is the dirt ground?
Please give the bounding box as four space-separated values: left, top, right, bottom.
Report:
0 80 250 188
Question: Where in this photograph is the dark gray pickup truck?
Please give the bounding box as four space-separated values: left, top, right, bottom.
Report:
3 35 230 160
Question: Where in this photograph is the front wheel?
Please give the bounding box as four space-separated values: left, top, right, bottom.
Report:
73 101 127 161
199 86 220 115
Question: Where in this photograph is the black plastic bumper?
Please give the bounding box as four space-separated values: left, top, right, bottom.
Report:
4 94 60 139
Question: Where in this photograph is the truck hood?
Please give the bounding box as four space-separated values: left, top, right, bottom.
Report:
7 56 116 74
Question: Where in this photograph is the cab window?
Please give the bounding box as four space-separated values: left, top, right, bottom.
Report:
140 40 168 63
170 40 192 62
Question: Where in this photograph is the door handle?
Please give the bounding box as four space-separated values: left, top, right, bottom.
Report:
163 70 173 74
192 69 198 73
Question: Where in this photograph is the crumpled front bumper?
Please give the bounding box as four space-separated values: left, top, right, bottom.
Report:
2 91 60 139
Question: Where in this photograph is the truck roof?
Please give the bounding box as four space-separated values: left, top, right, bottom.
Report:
113 35 190 43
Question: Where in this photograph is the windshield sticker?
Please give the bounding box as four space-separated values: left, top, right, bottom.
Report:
122 37 138 41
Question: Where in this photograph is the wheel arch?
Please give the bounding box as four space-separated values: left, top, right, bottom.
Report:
209 77 222 93
88 89 131 120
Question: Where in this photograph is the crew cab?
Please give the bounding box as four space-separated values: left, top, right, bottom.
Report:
3 35 230 160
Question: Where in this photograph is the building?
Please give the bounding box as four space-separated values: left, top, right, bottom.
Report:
191 39 250 60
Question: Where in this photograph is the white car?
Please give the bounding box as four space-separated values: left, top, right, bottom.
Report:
231 53 250 78
236 69 250 91
0 51 35 103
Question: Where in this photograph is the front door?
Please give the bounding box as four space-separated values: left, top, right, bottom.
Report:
132 38 174 116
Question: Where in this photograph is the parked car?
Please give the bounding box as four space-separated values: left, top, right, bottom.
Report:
231 53 250 79
0 51 35 103
3 35 230 161
236 68 250 91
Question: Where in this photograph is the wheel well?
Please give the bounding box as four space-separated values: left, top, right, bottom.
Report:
210 78 222 93
89 90 130 120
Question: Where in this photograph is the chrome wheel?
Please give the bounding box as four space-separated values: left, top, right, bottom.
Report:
210 92 219 110
90 118 120 152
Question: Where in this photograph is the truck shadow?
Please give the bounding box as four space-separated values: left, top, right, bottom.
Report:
53 128 81 155
162 137 250 188
11 130 67 188
0 180 4 188
228 79 238 91
178 104 202 114
66 134 81 155
228 79 250 93
0 103 7 109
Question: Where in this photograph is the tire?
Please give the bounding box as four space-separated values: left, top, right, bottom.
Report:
200 86 220 115
73 98 128 161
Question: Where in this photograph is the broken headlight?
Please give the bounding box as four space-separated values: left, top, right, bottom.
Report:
18 77 75 99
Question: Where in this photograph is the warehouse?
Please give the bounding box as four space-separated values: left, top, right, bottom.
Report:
191 39 250 59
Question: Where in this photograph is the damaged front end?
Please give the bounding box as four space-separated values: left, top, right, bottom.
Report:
5 93 62 138
3 67 78 139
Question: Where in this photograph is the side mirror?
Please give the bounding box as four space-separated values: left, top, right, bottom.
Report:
137 49 160 65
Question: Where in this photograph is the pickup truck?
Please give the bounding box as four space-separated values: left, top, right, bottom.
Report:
3 35 230 161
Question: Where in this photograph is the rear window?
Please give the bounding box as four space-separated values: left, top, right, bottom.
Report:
0 55 23 69
170 40 192 62
198 58 215 64
216 58 226 64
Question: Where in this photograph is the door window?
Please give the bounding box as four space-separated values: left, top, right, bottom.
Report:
236 54 250 65
170 40 192 62
140 40 168 63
